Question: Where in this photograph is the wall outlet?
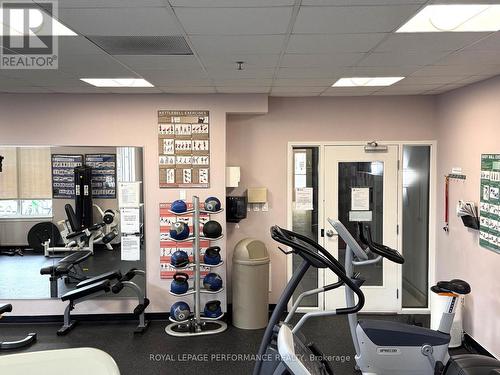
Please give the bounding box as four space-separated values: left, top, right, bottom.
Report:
262 202 269 212
179 190 186 200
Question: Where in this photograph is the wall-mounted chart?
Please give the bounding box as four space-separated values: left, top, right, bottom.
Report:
158 110 210 188
85 153 116 199
479 154 500 254
51 154 83 199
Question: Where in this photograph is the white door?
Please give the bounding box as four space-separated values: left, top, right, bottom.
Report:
324 145 400 312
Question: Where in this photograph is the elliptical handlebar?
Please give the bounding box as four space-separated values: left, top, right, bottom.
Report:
270 225 365 316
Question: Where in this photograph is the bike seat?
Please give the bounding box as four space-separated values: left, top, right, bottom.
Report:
432 279 471 295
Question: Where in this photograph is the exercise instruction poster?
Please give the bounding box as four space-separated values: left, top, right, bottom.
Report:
51 154 83 199
479 154 500 253
85 153 117 199
158 110 210 188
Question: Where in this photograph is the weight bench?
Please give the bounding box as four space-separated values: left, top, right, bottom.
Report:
58 269 150 336
0 304 37 350
40 250 92 298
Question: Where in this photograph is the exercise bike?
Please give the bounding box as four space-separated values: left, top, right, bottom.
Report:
0 304 36 350
253 225 365 375
327 218 500 375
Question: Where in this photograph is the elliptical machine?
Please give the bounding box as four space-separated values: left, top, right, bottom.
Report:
327 218 500 375
253 225 365 375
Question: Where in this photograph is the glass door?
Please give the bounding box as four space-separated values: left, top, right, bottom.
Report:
324 145 400 312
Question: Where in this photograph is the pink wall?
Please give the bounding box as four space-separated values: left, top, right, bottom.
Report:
226 96 438 302
0 93 268 315
436 77 500 357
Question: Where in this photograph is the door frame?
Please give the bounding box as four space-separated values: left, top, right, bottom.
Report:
286 140 437 314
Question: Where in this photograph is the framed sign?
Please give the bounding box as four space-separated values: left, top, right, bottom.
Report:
51 154 83 199
480 154 500 253
158 110 210 188
85 154 117 198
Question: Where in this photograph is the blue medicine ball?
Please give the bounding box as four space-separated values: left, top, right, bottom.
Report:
170 301 191 321
171 250 189 267
170 222 190 240
203 273 223 291
204 197 221 212
171 200 188 213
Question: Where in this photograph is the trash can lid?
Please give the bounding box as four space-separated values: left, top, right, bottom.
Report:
233 238 270 265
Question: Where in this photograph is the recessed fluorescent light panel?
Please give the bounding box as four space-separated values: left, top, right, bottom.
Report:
397 4 500 32
332 77 405 87
0 9 77 36
81 78 154 87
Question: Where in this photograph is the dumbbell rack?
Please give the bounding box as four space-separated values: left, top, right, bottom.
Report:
165 195 227 337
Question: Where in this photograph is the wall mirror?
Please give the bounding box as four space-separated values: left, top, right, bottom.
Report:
0 146 145 300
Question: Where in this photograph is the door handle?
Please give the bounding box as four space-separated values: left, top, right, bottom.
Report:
325 229 337 238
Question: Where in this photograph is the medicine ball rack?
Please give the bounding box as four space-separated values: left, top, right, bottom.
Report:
165 196 227 337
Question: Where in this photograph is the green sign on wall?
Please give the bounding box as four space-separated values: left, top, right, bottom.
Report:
480 154 500 254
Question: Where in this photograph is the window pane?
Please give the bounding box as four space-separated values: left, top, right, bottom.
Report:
20 199 53 217
292 147 319 307
402 145 430 308
337 161 384 286
0 200 19 217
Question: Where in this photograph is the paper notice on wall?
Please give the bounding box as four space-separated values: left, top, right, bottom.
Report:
121 235 140 261
120 207 140 234
295 187 313 210
351 188 370 211
349 211 373 222
118 182 141 207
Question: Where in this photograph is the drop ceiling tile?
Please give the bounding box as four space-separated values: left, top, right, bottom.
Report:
372 90 423 95
0 75 34 87
293 5 421 34
171 0 294 5
58 54 135 76
271 86 326 93
48 87 109 93
213 78 273 86
175 7 293 35
375 33 490 53
336 65 421 76
270 92 321 97
159 86 217 93
105 87 163 94
202 54 280 69
410 64 500 76
42 0 165 8
456 75 497 85
0 87 55 93
207 68 276 79
115 55 202 71
358 51 449 67
465 33 500 51
303 0 425 4
281 53 364 67
274 78 336 86
216 87 270 93
58 7 180 36
189 35 286 55
287 33 387 54
0 70 78 86
139 71 211 86
59 36 107 55
321 87 379 96
435 50 500 66
277 67 339 78
398 76 465 85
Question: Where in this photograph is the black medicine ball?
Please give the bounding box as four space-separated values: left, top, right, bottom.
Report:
203 220 222 238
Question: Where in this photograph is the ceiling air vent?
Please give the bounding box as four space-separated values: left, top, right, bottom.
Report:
88 36 193 55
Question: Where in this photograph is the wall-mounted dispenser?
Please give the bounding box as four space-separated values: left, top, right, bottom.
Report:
226 196 247 223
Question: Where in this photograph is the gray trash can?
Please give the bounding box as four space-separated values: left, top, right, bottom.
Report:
232 238 270 329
